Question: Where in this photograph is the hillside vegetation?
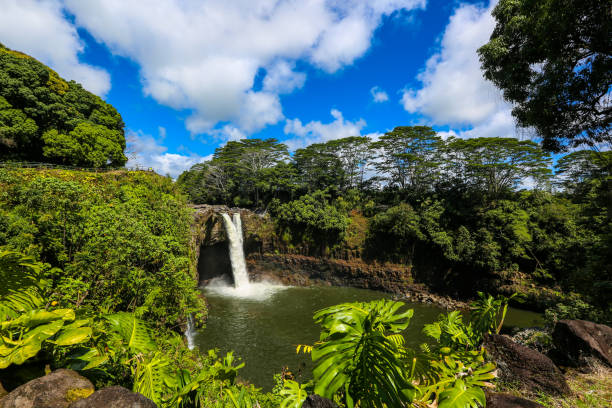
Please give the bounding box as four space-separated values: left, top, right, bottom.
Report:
178 135 612 323
0 168 204 328
0 43 126 167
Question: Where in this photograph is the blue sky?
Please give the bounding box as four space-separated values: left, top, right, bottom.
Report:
0 0 518 177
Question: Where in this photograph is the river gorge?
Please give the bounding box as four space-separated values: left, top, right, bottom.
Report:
191 209 545 389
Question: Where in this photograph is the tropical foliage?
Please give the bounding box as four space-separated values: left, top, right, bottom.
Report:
0 44 126 166
0 168 205 329
281 298 502 408
478 0 611 151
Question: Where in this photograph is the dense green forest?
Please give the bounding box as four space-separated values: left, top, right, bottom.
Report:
1 0 611 405
0 44 126 167
177 133 612 322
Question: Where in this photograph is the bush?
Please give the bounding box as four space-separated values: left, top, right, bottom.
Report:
0 168 205 330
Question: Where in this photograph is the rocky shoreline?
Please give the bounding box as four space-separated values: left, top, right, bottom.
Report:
246 253 468 310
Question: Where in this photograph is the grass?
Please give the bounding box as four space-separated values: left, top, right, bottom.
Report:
534 364 612 408
498 362 612 408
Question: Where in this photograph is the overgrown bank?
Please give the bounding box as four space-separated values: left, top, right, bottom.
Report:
180 135 612 324
0 168 204 329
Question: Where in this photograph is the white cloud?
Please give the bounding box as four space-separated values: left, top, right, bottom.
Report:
370 86 389 103
126 129 208 178
284 109 366 149
400 1 516 138
0 0 111 97
263 61 306 94
61 0 425 136
238 91 284 133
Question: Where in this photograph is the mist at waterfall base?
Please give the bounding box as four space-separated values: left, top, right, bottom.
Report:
190 213 545 390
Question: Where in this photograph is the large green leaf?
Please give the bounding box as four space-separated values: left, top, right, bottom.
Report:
311 299 415 407
66 347 109 371
0 319 64 368
1 309 74 330
279 380 308 408
0 250 45 320
132 352 177 405
438 379 485 408
54 326 92 346
104 312 156 353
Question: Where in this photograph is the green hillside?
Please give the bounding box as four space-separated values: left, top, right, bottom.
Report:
0 44 126 167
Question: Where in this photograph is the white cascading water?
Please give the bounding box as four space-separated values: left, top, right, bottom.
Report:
205 212 285 300
185 314 196 350
221 212 250 288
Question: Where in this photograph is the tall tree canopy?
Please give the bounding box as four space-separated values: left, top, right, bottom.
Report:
0 44 126 166
372 126 443 192
447 137 552 198
177 138 292 206
478 0 611 151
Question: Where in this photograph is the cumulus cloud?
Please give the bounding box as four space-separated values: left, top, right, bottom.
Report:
370 86 389 103
284 109 367 149
400 0 516 138
263 61 306 94
0 0 111 97
61 0 425 136
126 129 208 178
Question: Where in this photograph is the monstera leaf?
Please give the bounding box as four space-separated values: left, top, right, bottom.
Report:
311 299 416 407
279 380 308 408
132 352 177 405
104 312 156 353
438 379 485 408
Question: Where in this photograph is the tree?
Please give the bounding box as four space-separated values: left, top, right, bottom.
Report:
555 150 612 196
293 142 345 192
372 126 443 193
177 138 291 206
326 136 372 190
0 43 126 165
42 122 126 167
365 203 424 263
478 0 611 151
270 190 348 254
446 137 552 198
0 96 38 157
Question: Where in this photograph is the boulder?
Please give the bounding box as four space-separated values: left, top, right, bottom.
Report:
0 369 94 408
486 391 544 408
552 319 612 368
301 394 337 408
484 334 569 395
69 386 156 408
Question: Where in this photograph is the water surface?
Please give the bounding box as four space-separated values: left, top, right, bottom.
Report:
193 284 544 389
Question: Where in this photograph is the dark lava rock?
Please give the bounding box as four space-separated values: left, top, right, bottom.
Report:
0 369 94 408
484 334 570 395
301 394 337 408
69 386 156 408
486 391 544 407
552 319 612 368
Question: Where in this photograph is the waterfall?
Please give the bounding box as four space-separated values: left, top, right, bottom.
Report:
185 314 196 350
205 211 284 300
221 212 250 288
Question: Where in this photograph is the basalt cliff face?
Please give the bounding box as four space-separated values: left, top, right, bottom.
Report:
190 205 465 310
